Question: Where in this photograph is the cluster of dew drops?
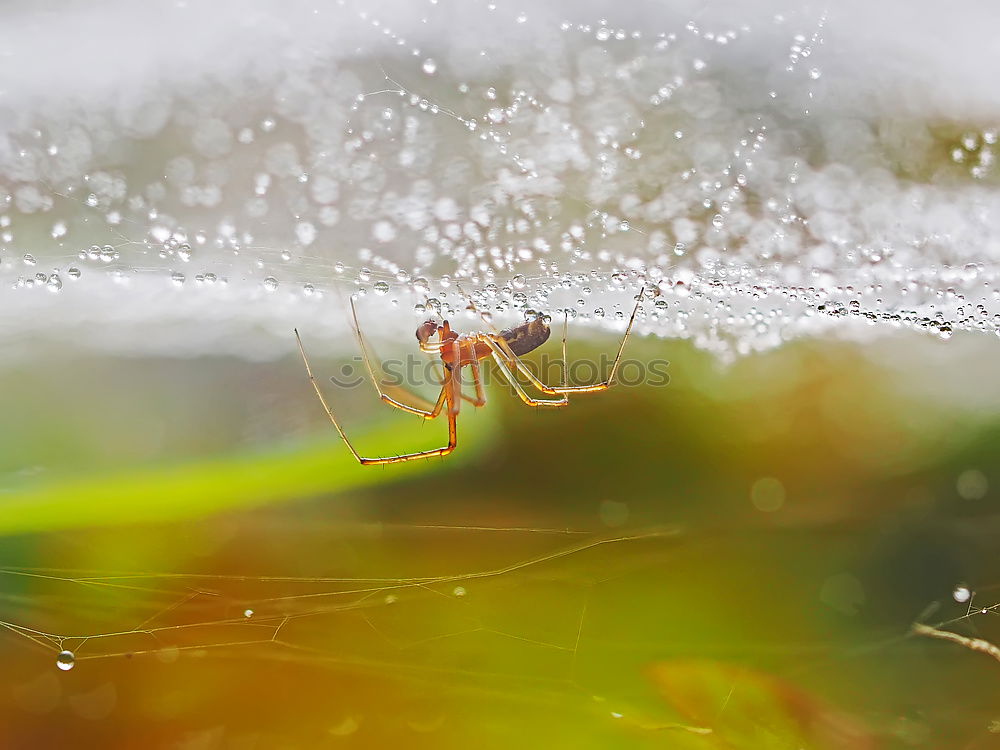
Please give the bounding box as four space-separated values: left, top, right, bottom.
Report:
1 1 1000 357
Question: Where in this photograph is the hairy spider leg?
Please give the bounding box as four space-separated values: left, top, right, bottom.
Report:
445 339 463 416
494 287 645 395
560 309 569 389
465 355 488 407
429 360 483 407
349 297 445 418
478 336 569 408
295 328 457 464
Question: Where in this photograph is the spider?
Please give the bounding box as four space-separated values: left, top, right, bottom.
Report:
294 287 646 465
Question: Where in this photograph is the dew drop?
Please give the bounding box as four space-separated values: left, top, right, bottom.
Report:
953 585 971 603
374 281 390 295
453 586 467 597
263 276 278 291
243 609 254 618
422 58 438 75
56 650 75 671
171 271 186 287
22 253 36 266
808 67 821 80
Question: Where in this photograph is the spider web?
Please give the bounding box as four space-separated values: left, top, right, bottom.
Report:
3 515 999 746
3 0 1000 367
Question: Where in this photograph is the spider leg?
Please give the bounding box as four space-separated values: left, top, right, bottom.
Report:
295 328 457 464
446 340 463 416
466 356 487 407
431 361 479 407
561 309 569 389
348 297 444 417
478 337 568 407
494 286 645 395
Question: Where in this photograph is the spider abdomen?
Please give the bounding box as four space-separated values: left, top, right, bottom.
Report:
500 318 551 356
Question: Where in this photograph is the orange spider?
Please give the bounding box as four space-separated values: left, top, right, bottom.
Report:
294 287 645 464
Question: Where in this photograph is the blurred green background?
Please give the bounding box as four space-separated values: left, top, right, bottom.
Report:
2 328 1000 749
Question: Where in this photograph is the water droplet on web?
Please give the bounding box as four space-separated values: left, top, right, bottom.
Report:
453 586 467 597
263 276 278 291
177 244 192 262
809 67 822 80
374 281 390 295
171 272 185 287
243 609 254 618
22 254 35 266
358 267 372 282
46 274 62 292
56 650 75 671
421 58 437 75
953 585 971 603
295 222 316 247
67 267 81 279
